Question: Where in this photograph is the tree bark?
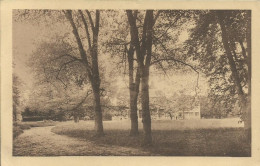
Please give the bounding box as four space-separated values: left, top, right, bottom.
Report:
129 85 139 136
127 44 140 136
92 82 104 136
141 10 153 146
141 69 152 146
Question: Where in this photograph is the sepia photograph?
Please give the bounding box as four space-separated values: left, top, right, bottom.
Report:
11 9 252 157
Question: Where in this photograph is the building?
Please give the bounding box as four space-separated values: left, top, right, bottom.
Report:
182 105 201 119
137 99 201 120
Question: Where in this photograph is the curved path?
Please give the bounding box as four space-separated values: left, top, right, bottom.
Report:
13 125 152 156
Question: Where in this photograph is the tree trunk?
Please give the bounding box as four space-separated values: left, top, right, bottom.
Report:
127 10 154 146
92 82 104 136
128 44 139 136
216 12 246 102
65 10 104 136
129 87 139 136
91 11 104 137
91 40 104 136
74 115 79 123
216 11 250 138
141 69 152 146
140 10 153 146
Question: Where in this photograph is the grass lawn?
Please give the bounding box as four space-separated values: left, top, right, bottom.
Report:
51 119 251 156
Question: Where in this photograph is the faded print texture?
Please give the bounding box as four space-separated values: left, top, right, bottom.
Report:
12 10 251 156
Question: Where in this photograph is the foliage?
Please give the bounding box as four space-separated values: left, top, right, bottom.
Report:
103 112 112 121
185 10 250 117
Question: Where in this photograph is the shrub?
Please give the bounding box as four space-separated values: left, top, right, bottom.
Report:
103 113 112 121
13 126 24 139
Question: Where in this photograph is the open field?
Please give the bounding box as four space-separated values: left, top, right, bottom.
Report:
13 118 250 156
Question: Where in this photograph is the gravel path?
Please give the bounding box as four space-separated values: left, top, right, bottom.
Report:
13 125 151 156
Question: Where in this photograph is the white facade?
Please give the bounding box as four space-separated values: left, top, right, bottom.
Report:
183 105 201 119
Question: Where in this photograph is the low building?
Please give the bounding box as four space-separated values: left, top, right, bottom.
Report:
137 103 201 120
182 105 201 119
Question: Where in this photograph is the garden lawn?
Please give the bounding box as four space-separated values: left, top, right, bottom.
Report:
51 119 250 156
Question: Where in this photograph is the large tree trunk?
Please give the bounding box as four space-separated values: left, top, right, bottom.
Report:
91 11 104 137
129 86 139 136
91 37 104 136
216 11 250 139
128 45 140 136
92 82 104 136
141 69 152 146
129 78 140 136
140 10 153 146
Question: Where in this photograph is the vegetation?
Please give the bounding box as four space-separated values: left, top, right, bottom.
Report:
185 10 251 133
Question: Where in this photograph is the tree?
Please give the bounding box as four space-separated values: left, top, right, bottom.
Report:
105 10 195 137
126 10 200 145
64 10 105 136
186 10 251 138
127 10 157 146
15 9 105 136
104 11 140 136
13 74 21 122
215 10 251 130
27 35 94 122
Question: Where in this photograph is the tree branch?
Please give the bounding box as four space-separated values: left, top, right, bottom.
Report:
43 67 60 90
151 54 169 78
151 37 200 98
154 15 181 41
126 10 143 68
55 59 79 88
95 10 100 33
151 57 198 73
64 10 93 80
70 90 93 111
153 10 161 26
50 54 82 63
86 10 95 32
79 10 92 50
140 11 149 60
